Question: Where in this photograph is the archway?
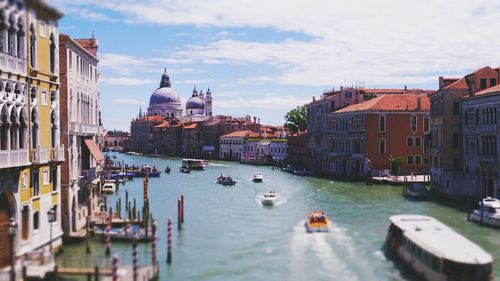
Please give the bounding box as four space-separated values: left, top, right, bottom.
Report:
0 190 16 267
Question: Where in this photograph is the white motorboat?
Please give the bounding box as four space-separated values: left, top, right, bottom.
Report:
261 191 277 206
253 172 264 182
470 197 500 227
102 182 116 194
386 215 493 281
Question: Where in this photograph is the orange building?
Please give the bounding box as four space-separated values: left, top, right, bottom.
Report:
328 94 430 178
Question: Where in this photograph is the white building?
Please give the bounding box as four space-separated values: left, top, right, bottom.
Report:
219 130 258 161
59 34 103 238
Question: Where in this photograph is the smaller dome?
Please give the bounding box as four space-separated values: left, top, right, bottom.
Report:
186 96 204 110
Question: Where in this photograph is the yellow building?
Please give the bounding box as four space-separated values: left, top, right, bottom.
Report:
0 0 63 279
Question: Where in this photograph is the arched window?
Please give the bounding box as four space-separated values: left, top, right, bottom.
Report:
33 211 39 230
21 205 30 240
31 108 38 148
19 108 27 149
7 14 17 56
50 110 57 148
0 10 7 53
49 33 56 73
29 24 36 68
1 106 9 150
10 108 18 149
17 17 25 58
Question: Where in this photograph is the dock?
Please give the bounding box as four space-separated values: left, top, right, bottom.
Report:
370 174 431 185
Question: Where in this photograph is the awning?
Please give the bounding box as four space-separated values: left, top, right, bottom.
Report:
84 139 105 163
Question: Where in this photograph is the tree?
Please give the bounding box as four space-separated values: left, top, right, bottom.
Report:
284 105 307 133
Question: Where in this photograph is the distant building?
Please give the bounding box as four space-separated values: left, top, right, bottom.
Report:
147 69 183 119
462 84 500 198
128 115 164 153
329 94 430 178
428 66 500 198
103 132 129 150
220 130 259 160
286 132 309 168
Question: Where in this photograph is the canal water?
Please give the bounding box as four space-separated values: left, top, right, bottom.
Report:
58 152 500 281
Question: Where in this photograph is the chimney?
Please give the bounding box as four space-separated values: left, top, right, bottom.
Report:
313 96 316 102
340 86 344 91
258 118 260 125
439 76 444 89
404 85 407 91
417 98 421 111
253 117 257 124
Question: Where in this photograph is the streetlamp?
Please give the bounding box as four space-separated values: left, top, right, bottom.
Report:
47 209 56 253
8 217 17 281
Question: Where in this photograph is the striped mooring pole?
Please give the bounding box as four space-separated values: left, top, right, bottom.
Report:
105 215 111 256
152 222 157 269
167 217 172 264
133 240 138 281
112 255 119 281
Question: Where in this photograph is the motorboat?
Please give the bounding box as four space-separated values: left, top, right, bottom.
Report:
165 166 171 174
261 191 277 206
102 182 117 194
182 159 207 170
253 172 264 182
404 183 429 199
470 197 500 227
386 215 493 281
217 175 236 186
305 211 329 233
180 166 191 173
94 224 153 241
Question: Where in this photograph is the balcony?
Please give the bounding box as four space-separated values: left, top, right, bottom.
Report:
0 53 27 75
69 122 100 136
50 146 66 162
31 147 48 164
478 154 499 164
0 149 30 169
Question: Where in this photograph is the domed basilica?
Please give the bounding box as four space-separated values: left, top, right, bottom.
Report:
145 69 213 120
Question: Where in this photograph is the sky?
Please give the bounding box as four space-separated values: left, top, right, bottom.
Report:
52 0 500 131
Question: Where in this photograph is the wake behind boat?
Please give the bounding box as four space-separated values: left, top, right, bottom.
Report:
470 197 500 227
217 175 236 186
305 211 329 233
180 166 191 173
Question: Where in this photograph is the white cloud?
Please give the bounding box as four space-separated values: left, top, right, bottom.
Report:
101 76 156 86
114 97 146 106
59 0 500 87
216 93 309 110
176 79 214 85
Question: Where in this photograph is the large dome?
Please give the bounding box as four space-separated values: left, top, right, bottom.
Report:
149 87 181 106
186 96 204 110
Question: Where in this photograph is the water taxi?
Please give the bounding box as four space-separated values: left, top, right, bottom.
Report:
470 197 500 228
386 215 493 281
305 211 329 232
182 159 207 170
217 175 236 186
102 182 117 194
253 172 264 182
261 191 277 206
180 166 191 173
404 183 429 199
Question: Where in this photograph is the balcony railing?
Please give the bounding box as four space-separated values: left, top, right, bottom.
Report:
69 122 99 136
31 146 48 164
50 145 65 162
0 53 27 75
0 149 30 169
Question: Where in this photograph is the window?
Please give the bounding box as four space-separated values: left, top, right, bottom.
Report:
52 167 57 192
29 24 36 68
345 92 352 98
43 169 50 186
424 117 430 132
379 115 386 132
415 155 422 165
453 133 459 148
415 137 422 147
411 115 417 132
453 101 459 115
22 206 29 240
379 138 386 154
407 137 414 147
480 78 487 89
423 157 429 165
407 155 414 165
453 157 460 170
32 170 39 196
464 112 468 126
33 211 39 230
68 50 72 69
39 21 47 37
41 90 47 105
491 78 497 87
49 33 56 74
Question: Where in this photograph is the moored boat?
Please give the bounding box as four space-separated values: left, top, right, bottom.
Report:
305 211 329 232
217 175 236 186
102 182 117 194
386 214 493 281
253 172 264 182
94 224 153 241
470 197 500 227
404 183 429 199
180 166 191 173
182 159 207 170
261 191 277 206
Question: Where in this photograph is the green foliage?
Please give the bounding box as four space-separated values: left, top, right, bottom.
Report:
391 156 404 167
107 129 128 136
284 105 307 133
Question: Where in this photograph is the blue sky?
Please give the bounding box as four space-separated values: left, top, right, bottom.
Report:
53 0 500 131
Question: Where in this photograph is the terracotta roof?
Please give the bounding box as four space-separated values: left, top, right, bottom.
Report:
473 84 500 97
362 88 433 95
221 130 259 138
135 115 164 123
442 78 468 90
154 121 170 128
183 123 198 129
74 38 98 57
334 94 430 113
